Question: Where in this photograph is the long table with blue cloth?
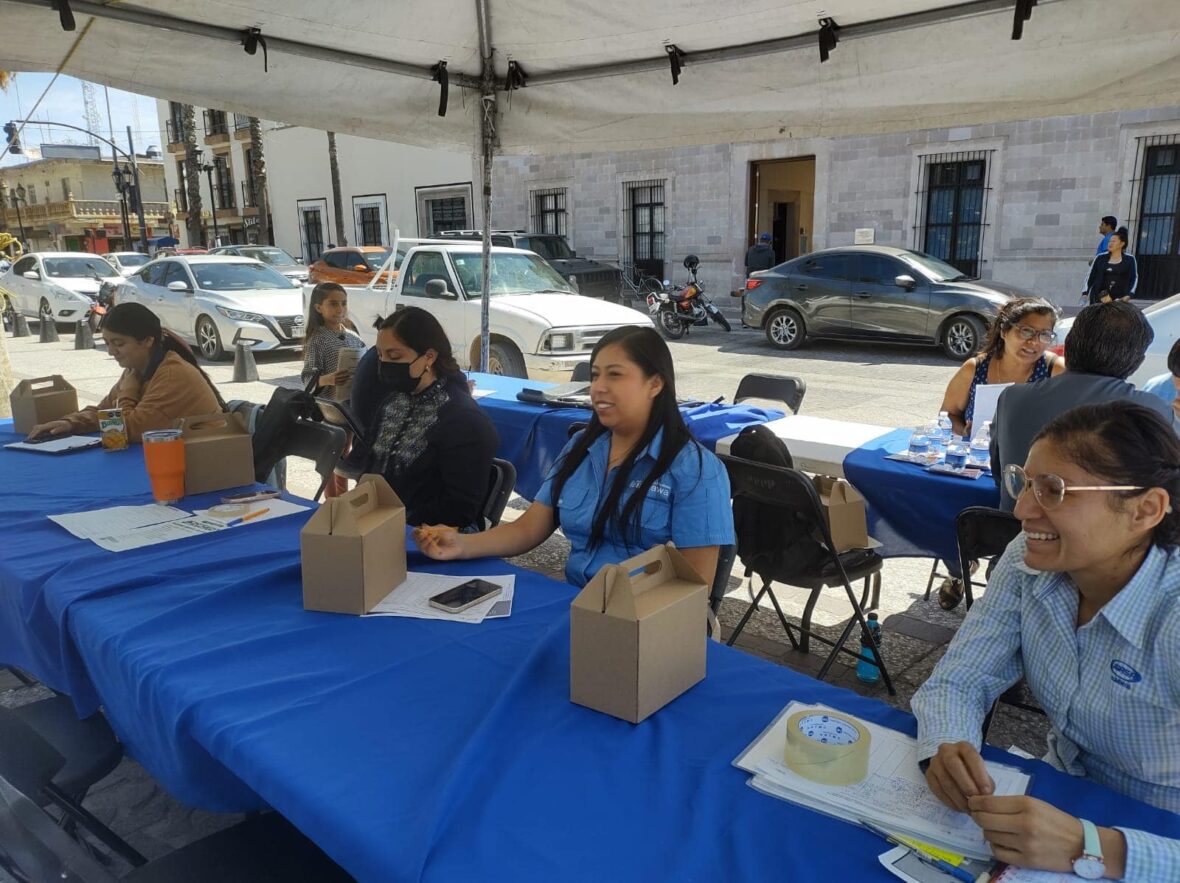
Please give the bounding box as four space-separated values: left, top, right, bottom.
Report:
2 425 1176 881
467 371 784 500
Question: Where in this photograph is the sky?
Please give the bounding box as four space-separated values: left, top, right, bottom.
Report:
0 72 163 168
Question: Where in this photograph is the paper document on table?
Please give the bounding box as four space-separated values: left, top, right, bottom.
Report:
5 435 101 454
91 516 229 552
332 347 360 402
366 571 515 623
734 702 1030 860
193 499 310 526
50 504 190 540
970 383 1012 440
471 388 496 399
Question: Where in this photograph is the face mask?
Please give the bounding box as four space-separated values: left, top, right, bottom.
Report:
378 354 423 393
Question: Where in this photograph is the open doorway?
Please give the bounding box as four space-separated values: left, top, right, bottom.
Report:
748 157 816 264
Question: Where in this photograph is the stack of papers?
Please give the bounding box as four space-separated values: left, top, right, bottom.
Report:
49 500 309 553
734 702 1030 860
366 572 514 623
5 435 101 454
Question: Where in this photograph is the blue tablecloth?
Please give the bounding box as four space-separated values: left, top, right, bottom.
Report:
469 373 783 500
3 435 1178 882
844 428 1001 564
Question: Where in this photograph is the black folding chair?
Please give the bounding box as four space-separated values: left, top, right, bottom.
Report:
955 506 1047 735
567 421 588 440
719 454 894 694
735 372 807 414
276 419 348 501
571 361 592 383
481 458 517 529
0 713 353 882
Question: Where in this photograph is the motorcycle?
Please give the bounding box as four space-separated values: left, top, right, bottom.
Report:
646 254 732 340
88 278 118 333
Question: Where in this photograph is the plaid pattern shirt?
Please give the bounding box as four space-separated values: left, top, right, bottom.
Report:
300 325 366 391
912 534 1180 881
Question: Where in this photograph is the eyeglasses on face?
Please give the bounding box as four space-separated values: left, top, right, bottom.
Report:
1002 463 1143 510
1010 324 1057 345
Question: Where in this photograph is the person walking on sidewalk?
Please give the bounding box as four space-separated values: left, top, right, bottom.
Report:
745 232 776 275
1080 216 1117 303
1086 227 1137 305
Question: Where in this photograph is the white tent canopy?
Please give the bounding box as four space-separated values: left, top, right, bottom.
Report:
2 0 1179 156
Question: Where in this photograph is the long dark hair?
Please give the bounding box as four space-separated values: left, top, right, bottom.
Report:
104 302 226 410
377 307 462 380
978 296 1058 360
1036 401 1180 547
303 281 357 341
549 325 700 551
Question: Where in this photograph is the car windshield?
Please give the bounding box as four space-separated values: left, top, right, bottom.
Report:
241 247 300 267
526 237 575 261
451 252 573 298
191 262 296 291
361 249 394 270
115 254 150 267
44 257 114 278
898 251 972 282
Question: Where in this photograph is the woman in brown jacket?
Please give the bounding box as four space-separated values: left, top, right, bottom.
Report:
28 302 224 442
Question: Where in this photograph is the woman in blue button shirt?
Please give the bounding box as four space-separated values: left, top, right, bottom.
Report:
912 401 1180 881
415 325 734 586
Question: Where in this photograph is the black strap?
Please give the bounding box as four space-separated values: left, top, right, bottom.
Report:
432 62 450 117
1012 0 1038 40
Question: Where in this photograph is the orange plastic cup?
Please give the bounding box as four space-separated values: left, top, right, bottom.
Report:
142 429 186 504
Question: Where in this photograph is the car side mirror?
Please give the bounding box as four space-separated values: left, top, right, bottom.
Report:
895 274 917 291
166 280 192 292
424 279 455 299
354 264 368 272
23 270 40 280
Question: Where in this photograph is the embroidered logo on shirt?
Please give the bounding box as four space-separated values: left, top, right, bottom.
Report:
1110 659 1142 689
630 480 671 500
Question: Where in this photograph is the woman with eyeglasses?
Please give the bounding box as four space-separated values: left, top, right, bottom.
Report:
940 297 1064 439
913 401 1180 881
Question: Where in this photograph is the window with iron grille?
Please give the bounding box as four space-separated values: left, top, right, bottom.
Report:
622 180 665 282
429 197 467 234
1127 134 1180 300
530 187 567 236
213 155 235 209
913 151 993 278
358 206 383 245
168 102 186 143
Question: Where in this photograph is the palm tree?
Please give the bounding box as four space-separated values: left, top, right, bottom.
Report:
248 117 270 246
0 71 11 92
327 131 347 246
182 105 204 247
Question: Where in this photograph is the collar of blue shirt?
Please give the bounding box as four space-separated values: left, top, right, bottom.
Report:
589 425 665 467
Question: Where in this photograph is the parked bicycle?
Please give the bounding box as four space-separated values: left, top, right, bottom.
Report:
611 261 665 308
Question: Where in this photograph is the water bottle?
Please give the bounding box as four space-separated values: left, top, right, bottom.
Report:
907 428 930 459
856 612 883 684
937 411 953 444
926 420 947 461
969 421 991 468
945 439 969 470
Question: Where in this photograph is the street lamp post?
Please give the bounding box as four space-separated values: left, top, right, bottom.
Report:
111 164 133 248
11 185 28 248
125 126 149 253
196 149 221 248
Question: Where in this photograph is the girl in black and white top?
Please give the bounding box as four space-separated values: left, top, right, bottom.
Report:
301 282 367 397
1086 227 1137 305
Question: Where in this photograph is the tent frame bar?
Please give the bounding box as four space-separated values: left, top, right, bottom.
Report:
4 0 1060 92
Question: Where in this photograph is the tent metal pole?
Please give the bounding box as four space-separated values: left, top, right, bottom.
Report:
476 0 495 373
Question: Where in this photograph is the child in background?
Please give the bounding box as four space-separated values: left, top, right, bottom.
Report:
301 282 367 496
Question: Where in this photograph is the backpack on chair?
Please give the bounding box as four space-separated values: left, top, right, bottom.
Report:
728 424 828 582
249 378 323 485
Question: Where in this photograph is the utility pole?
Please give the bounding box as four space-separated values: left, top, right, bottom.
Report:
126 126 149 252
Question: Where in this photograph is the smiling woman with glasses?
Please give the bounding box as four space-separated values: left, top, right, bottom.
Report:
940 297 1064 440
913 401 1180 881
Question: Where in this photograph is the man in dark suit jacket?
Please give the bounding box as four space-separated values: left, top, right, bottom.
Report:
990 302 1177 511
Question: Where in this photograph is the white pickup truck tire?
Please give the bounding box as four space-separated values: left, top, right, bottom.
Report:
487 339 527 377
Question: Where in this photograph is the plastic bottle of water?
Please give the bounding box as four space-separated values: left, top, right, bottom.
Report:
907 427 930 459
946 438 969 470
856 612 883 684
969 421 992 468
937 411 953 444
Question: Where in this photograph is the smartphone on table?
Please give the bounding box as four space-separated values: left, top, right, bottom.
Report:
428 578 502 614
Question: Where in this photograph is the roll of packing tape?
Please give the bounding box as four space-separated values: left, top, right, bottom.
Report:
208 503 247 518
784 710 871 786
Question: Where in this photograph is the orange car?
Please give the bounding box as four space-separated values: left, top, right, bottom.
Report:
308 246 395 286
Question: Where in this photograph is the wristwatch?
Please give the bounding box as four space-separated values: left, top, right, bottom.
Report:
1072 818 1105 880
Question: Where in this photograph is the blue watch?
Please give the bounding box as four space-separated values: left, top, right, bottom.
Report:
1072 818 1105 880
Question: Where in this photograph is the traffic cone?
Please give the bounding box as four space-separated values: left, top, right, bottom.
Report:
12 314 29 337
232 338 259 383
39 317 59 343
74 321 95 350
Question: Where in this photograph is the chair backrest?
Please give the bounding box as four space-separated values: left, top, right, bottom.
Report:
567 421 589 440
719 454 832 583
481 458 517 529
282 420 348 500
571 361 592 383
956 506 1022 610
250 381 323 484
734 372 806 414
709 543 737 613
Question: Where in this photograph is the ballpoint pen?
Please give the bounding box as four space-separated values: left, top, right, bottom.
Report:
860 820 976 883
226 508 269 528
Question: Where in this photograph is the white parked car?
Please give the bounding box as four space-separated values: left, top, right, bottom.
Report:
1 252 122 328
1054 293 1180 387
318 242 654 376
104 251 152 276
116 255 305 360
209 245 309 283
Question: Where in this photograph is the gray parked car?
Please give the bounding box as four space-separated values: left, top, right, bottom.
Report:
743 246 1032 360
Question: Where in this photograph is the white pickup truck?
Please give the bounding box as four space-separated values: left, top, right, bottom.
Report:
306 241 653 377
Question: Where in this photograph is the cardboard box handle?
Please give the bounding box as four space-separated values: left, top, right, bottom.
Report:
626 557 666 595
177 412 241 436
25 376 60 391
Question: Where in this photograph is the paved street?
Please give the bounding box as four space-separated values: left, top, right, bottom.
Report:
1 318 1048 873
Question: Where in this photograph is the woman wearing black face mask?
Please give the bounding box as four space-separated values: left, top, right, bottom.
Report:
351 307 498 528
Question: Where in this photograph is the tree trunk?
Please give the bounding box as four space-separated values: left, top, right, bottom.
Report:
182 105 204 248
327 131 347 247
248 117 271 246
